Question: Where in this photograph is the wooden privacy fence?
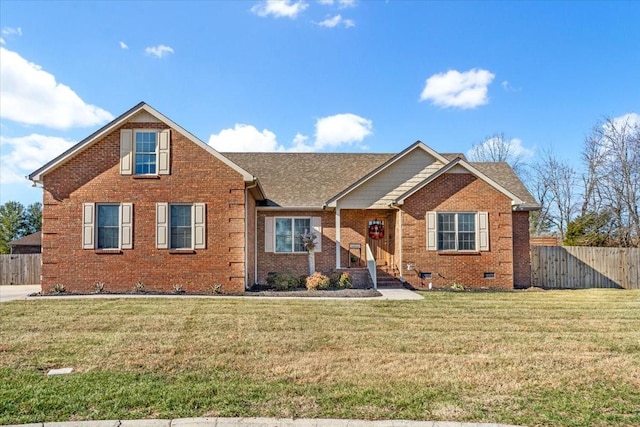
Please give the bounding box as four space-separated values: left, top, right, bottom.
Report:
531 246 640 289
0 254 41 285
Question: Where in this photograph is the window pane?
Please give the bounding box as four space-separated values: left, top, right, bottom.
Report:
438 232 456 250
458 213 476 250
275 218 292 252
458 213 475 232
97 205 119 249
437 213 455 250
275 235 292 252
294 218 311 252
458 232 476 250
170 205 191 249
438 213 455 232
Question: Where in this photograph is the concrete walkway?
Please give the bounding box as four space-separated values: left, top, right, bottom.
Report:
2 418 525 427
0 285 40 302
1 286 422 302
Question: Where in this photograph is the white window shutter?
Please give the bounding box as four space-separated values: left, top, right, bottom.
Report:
194 203 206 249
82 203 95 249
120 129 133 175
156 203 169 249
264 217 274 252
426 211 437 251
312 217 322 252
158 129 171 175
120 203 133 249
478 211 489 251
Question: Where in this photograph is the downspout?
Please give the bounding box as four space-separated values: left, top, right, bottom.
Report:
245 179 259 290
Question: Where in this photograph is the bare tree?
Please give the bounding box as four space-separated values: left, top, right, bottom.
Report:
581 115 640 246
530 148 579 241
468 132 528 178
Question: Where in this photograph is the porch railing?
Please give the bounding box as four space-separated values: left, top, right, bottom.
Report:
365 243 377 289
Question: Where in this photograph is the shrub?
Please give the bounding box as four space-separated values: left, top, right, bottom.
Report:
306 272 330 291
451 282 465 291
337 272 353 289
266 273 299 291
50 283 65 294
206 283 223 294
329 271 353 289
93 281 105 294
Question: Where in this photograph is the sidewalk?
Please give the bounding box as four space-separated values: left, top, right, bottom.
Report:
2 286 423 302
3 417 525 427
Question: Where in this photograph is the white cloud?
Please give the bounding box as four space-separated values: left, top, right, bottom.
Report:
209 113 372 153
318 0 356 7
0 47 114 129
1 27 22 37
317 14 355 28
610 112 640 129
119 41 128 49
509 138 535 158
145 44 174 58
420 68 495 109
251 0 308 19
0 37 5 45
208 124 285 152
0 134 75 184
314 113 372 149
467 135 535 162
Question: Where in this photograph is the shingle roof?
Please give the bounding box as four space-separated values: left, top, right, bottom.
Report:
472 162 538 206
223 152 537 208
9 231 42 247
224 153 394 206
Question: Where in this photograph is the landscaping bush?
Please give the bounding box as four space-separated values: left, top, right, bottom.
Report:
305 272 330 290
337 272 353 289
266 273 300 291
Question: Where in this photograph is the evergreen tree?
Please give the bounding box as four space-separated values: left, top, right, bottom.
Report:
0 201 27 254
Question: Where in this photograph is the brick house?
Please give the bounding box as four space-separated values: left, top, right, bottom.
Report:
29 102 538 294
8 232 42 254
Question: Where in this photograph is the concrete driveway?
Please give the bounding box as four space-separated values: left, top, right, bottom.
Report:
0 285 41 302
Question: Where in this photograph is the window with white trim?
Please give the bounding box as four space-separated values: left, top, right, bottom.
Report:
275 217 310 253
427 211 489 252
82 203 133 250
97 204 120 249
156 203 206 250
264 216 322 253
170 205 192 249
135 131 157 175
120 129 171 175
438 213 476 251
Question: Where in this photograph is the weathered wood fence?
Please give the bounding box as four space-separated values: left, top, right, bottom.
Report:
0 254 42 285
531 246 640 289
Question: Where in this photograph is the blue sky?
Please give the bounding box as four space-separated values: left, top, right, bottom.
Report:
1 0 639 206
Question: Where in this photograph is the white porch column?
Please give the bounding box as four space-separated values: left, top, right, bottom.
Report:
335 207 341 269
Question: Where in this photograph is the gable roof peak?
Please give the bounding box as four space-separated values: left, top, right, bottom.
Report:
28 102 258 186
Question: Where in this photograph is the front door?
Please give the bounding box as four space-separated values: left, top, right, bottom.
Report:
367 219 388 265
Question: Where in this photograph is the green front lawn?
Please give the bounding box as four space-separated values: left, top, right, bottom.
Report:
1 289 639 426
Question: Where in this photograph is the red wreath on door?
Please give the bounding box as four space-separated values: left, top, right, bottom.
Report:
368 223 384 240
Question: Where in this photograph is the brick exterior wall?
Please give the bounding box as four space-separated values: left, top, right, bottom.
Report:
41 121 248 294
256 210 336 283
400 173 516 290
512 210 532 288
